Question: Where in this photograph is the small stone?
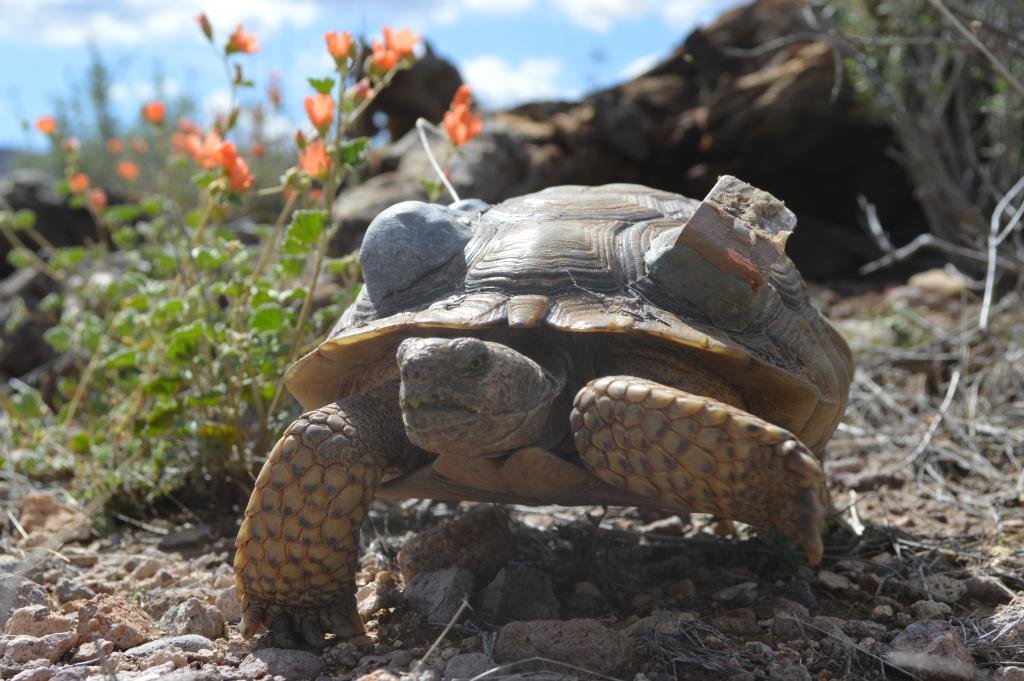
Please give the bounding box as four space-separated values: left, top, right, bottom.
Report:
69 639 113 663
61 547 98 568
4 606 72 636
239 648 325 680
478 566 560 624
11 668 55 681
159 598 224 639
398 509 513 583
131 558 162 580
77 594 154 650
771 611 804 641
887 620 974 681
0 575 49 628
386 649 413 668
871 604 895 620
669 579 695 599
912 575 967 605
494 619 632 676
994 666 1024 681
215 586 242 624
744 641 773 658
781 580 818 611
965 575 1012 605
4 631 78 664
124 635 217 658
355 670 400 681
444 652 494 680
817 570 853 592
715 581 757 606
403 568 474 624
55 578 94 604
357 580 401 618
768 660 812 681
910 600 953 620
712 608 759 636
15 493 91 547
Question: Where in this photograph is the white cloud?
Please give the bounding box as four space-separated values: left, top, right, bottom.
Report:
201 88 232 119
109 78 183 104
662 0 741 30
461 55 563 108
618 52 659 80
463 0 536 14
551 0 650 32
0 0 320 47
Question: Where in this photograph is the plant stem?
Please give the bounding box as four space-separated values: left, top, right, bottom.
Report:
416 118 459 202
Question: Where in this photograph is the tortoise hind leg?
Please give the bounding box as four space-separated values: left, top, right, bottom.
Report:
570 376 828 564
234 383 407 648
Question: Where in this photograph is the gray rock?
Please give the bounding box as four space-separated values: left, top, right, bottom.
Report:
715 581 758 607
995 667 1024 681
478 566 559 624
55 578 94 604
11 668 55 681
124 634 217 657
771 611 805 641
4 631 78 664
215 586 242 624
769 660 812 681
159 597 224 639
359 201 471 306
912 575 967 605
911 600 953 620
77 593 154 650
448 198 490 213
403 568 474 624
357 580 401 618
239 647 325 681
4 606 72 637
887 620 974 681
965 575 1013 604
816 570 854 592
444 652 494 680
494 619 632 676
0 575 49 629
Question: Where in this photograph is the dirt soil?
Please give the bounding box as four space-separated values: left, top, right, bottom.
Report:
2 271 1023 681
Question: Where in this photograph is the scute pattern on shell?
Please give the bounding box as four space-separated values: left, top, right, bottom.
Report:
288 184 852 454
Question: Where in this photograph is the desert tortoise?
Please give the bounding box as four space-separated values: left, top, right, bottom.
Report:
234 177 853 647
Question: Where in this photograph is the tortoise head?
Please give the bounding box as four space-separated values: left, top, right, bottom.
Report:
397 337 564 456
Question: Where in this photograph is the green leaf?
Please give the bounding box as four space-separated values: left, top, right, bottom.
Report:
285 209 328 251
7 247 35 270
107 204 142 223
193 246 228 270
250 304 285 331
308 77 336 95
11 389 44 419
12 209 36 230
51 246 87 271
166 321 205 360
105 349 139 369
43 325 72 352
338 137 370 166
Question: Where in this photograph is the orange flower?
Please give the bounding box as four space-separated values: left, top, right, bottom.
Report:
443 85 483 146
178 118 202 135
118 160 140 182
35 116 56 135
131 137 148 154
308 188 323 202
196 12 212 41
171 132 201 160
298 141 331 178
68 173 89 193
325 31 353 62
89 188 108 211
227 24 259 54
350 78 374 102
371 41 400 72
304 94 334 133
106 138 124 154
142 101 166 124
225 154 254 193
251 141 266 158
383 27 419 57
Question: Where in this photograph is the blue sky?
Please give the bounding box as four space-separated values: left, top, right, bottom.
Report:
0 0 743 150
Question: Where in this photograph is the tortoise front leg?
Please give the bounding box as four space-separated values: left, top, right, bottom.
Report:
234 382 406 648
571 376 829 564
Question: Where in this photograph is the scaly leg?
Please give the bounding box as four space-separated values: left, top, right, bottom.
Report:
571 376 828 564
234 383 407 647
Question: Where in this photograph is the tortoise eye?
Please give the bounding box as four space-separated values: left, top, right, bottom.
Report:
467 355 487 371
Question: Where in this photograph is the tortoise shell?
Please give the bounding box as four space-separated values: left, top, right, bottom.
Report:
286 183 852 455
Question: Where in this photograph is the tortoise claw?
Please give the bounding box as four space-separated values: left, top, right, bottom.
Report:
300 616 326 649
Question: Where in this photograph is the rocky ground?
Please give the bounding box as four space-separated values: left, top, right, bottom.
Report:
0 269 1023 681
